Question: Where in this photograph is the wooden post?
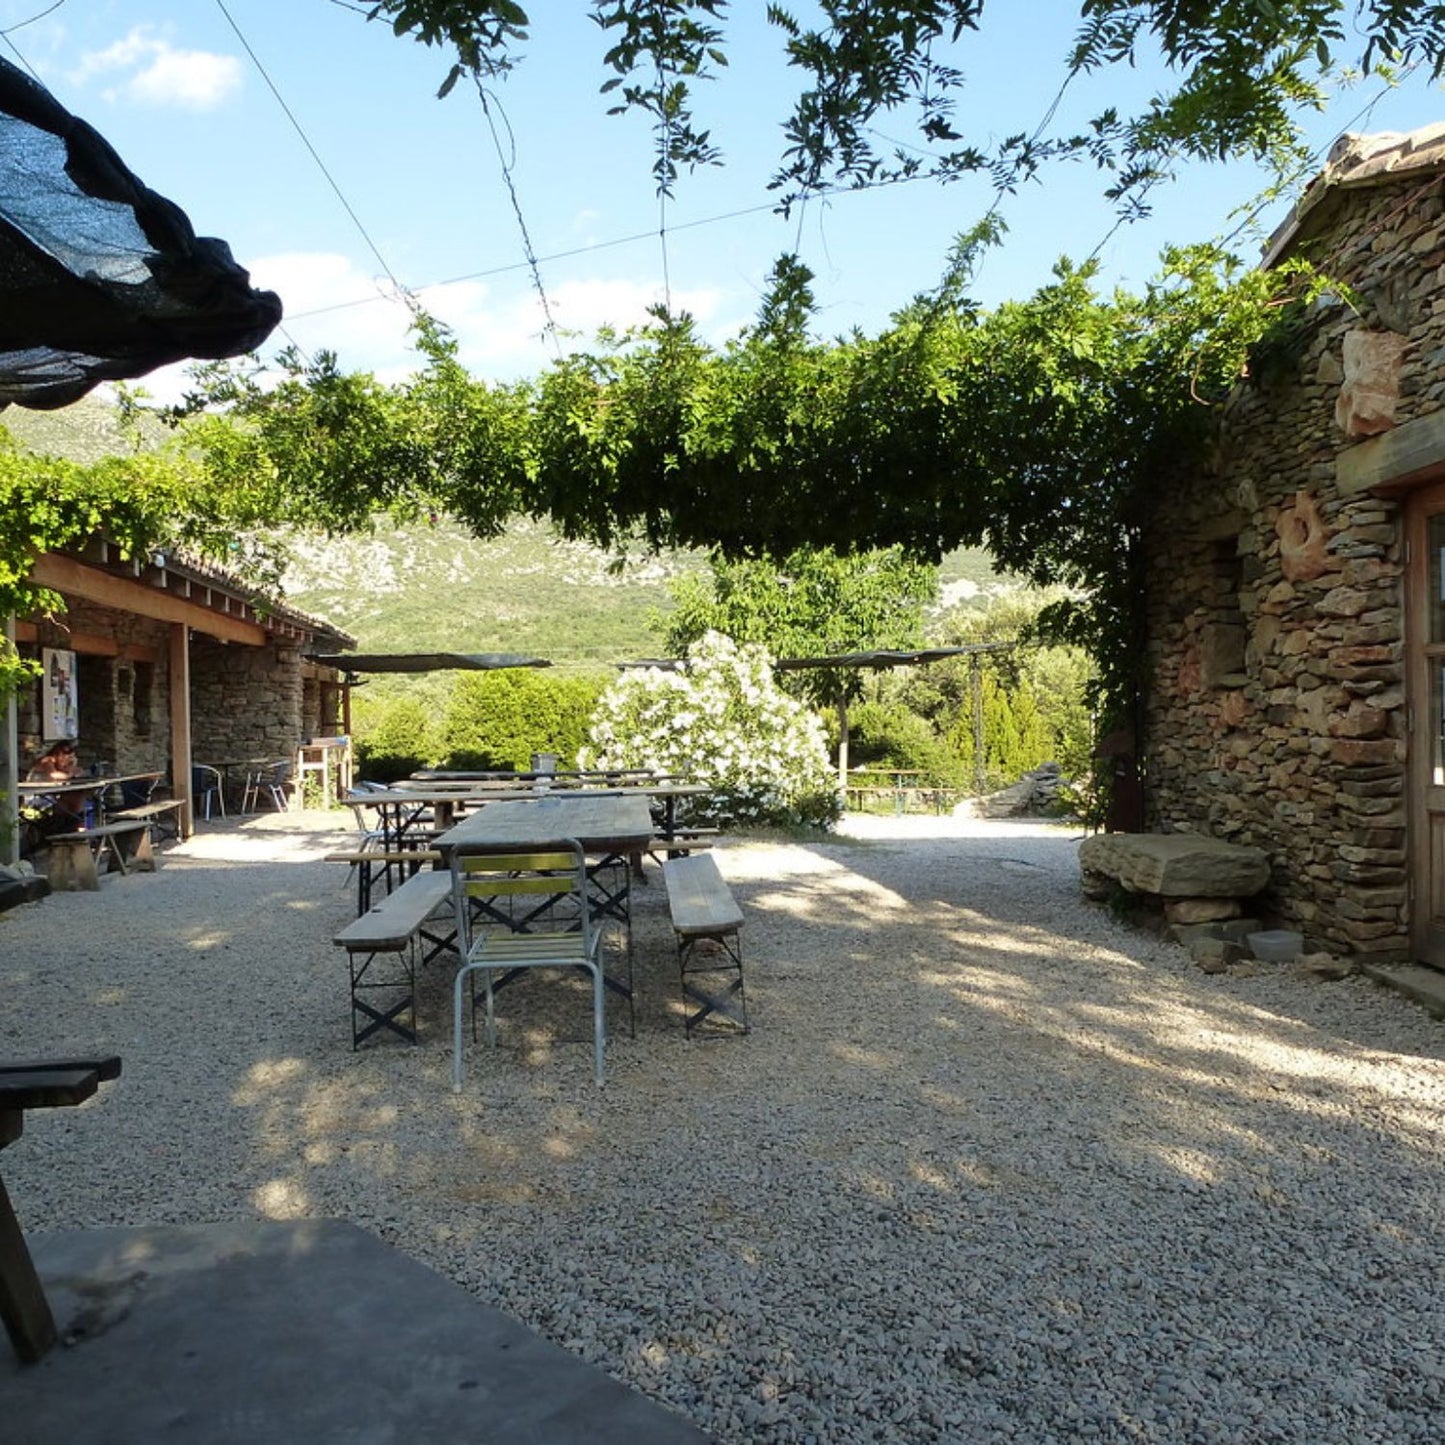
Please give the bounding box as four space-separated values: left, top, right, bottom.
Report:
168 623 193 838
2 616 17 868
971 653 985 797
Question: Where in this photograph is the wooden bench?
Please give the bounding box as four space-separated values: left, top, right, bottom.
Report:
325 848 442 914
1 1055 122 1363
113 797 185 842
333 870 455 1047
43 820 156 891
661 853 748 1035
649 826 718 862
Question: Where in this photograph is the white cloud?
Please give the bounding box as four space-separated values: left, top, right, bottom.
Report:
112 255 748 404
429 275 734 380
72 27 241 110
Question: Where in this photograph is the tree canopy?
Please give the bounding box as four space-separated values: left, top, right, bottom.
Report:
362 2 1445 210
662 545 939 709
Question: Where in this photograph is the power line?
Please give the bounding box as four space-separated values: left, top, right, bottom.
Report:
287 174 937 323
0 0 66 37
0 32 43 81
213 0 409 302
471 78 561 356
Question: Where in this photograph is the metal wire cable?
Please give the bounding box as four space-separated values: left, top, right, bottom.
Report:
213 0 411 307
0 0 66 37
472 77 561 356
285 178 936 322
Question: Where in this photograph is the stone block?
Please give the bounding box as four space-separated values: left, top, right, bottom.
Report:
1078 832 1271 897
1171 918 1264 949
1164 897 1243 924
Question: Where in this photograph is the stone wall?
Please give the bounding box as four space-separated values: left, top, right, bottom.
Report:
1141 164 1445 961
190 635 306 765
19 608 344 783
19 604 171 776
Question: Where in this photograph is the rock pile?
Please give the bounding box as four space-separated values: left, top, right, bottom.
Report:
971 761 1067 818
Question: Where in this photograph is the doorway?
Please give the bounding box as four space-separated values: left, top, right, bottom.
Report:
1406 480 1445 966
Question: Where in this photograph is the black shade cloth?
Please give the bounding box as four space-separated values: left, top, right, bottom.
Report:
0 57 281 409
307 653 553 674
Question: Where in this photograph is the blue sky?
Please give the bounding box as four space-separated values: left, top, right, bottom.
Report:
5 1 1445 401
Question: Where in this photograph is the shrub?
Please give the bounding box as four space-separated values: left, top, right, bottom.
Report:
441 670 607 771
352 693 439 783
846 699 967 788
580 631 840 829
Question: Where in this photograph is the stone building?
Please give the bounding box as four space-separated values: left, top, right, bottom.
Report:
8 538 352 842
1141 125 1445 970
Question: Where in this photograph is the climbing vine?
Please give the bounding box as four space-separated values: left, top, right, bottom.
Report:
1 227 1327 755
163 240 1325 738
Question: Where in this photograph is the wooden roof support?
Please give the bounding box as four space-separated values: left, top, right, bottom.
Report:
31 553 266 647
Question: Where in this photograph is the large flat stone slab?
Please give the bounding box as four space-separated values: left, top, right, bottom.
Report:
0 1219 710 1444
1078 832 1270 897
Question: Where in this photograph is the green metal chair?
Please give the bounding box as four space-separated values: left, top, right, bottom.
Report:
449 839 605 1090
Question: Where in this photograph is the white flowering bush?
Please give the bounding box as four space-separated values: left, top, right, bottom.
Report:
580 631 840 829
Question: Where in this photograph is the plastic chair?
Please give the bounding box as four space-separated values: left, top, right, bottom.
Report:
450 839 605 1090
118 776 160 810
191 765 226 820
241 759 294 813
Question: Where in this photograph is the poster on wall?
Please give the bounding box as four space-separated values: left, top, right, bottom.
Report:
41 647 78 740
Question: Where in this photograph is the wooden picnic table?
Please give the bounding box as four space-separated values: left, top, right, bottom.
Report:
17 771 161 816
435 792 655 858
1 1056 122 1363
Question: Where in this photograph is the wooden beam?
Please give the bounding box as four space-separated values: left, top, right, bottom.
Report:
169 623 193 839
1338 408 1445 496
31 554 267 647
11 622 157 662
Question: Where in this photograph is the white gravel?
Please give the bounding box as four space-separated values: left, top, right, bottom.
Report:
4 809 1445 1444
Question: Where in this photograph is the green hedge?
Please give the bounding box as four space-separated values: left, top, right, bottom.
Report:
352 693 440 783
441 670 608 771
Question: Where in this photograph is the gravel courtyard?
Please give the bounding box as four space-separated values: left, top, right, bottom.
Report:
3 810 1444 1443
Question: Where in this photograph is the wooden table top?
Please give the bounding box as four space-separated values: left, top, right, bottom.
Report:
17 772 159 796
436 793 655 855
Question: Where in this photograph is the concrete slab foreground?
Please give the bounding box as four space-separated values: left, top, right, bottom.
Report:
0 1219 710 1444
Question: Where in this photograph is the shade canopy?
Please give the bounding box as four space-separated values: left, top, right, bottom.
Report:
619 643 1015 672
309 652 552 674
0 57 281 410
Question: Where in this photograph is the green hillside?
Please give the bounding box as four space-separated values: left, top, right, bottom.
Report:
279 517 704 664
4 398 1015 664
2 392 166 461
276 520 1012 664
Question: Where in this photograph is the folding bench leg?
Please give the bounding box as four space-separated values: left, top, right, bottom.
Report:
348 944 418 1048
111 827 156 876
677 931 749 1036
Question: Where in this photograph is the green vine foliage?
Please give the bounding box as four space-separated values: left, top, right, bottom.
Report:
168 242 1326 741
360 2 1445 214
0 436 226 698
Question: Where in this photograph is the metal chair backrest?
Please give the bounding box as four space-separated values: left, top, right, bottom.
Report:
450 841 592 950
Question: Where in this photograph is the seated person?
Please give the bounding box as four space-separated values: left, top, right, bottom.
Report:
28 738 81 784
26 739 84 834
